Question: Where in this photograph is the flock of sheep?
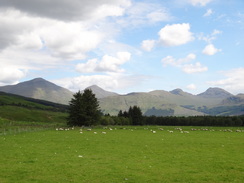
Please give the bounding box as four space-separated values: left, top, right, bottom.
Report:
55 126 243 134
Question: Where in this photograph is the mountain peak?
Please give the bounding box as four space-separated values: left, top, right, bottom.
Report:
84 85 118 99
197 87 233 98
31 77 46 81
170 88 184 95
170 88 192 96
0 78 73 104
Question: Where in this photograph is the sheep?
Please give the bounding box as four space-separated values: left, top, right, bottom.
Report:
102 132 107 134
94 132 97 134
169 131 174 133
87 129 92 131
152 131 156 133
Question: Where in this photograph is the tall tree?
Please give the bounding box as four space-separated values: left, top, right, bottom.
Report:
67 89 100 126
128 105 144 125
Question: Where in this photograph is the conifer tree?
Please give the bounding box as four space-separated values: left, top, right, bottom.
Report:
67 89 100 126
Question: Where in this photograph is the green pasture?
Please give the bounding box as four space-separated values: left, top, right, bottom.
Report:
1 126 243 183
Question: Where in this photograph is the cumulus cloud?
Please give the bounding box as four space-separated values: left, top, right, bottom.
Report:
158 23 194 46
188 0 213 6
0 66 26 85
162 54 208 74
53 73 147 93
0 1 133 84
76 52 131 73
207 68 244 94
0 0 131 21
202 44 221 55
141 40 156 52
182 62 208 73
203 9 213 17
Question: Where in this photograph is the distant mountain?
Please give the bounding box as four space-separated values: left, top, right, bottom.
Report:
0 78 73 104
170 88 193 96
99 88 244 116
0 78 243 116
197 87 233 98
220 94 244 105
84 85 119 99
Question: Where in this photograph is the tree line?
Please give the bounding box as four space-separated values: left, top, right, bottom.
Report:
68 90 244 127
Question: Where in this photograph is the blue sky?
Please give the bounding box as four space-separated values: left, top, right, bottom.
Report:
0 0 243 94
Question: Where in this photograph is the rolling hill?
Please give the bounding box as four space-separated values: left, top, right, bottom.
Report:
0 92 68 123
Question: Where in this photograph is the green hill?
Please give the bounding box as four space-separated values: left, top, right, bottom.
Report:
0 92 68 123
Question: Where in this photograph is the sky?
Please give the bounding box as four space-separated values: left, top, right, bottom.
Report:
0 0 243 95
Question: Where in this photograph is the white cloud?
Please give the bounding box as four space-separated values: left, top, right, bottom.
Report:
182 62 208 73
147 9 172 22
202 44 221 55
158 23 194 46
0 66 26 85
203 9 213 17
162 54 207 74
0 2 132 84
186 84 197 90
53 73 147 93
1 0 131 21
188 0 213 6
76 52 131 73
207 68 244 94
198 29 222 43
117 2 172 27
141 40 156 52
162 53 196 67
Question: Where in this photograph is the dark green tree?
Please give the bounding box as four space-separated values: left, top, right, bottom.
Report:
67 89 101 126
129 105 144 125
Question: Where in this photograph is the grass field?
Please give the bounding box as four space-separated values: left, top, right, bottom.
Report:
1 126 243 183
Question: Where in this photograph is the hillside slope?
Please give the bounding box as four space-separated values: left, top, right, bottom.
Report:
0 92 68 123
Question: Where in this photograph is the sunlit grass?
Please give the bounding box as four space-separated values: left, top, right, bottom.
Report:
1 126 243 182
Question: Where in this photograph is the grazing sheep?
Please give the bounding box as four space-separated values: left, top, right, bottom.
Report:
152 131 156 133
169 131 174 133
102 132 107 134
80 131 83 134
94 132 97 134
87 129 92 131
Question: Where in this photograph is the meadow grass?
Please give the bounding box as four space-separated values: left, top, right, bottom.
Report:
0 126 243 183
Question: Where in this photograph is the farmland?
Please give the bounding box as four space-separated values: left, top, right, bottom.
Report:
1 126 243 183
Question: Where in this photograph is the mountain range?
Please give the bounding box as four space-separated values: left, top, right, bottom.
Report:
0 78 243 116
